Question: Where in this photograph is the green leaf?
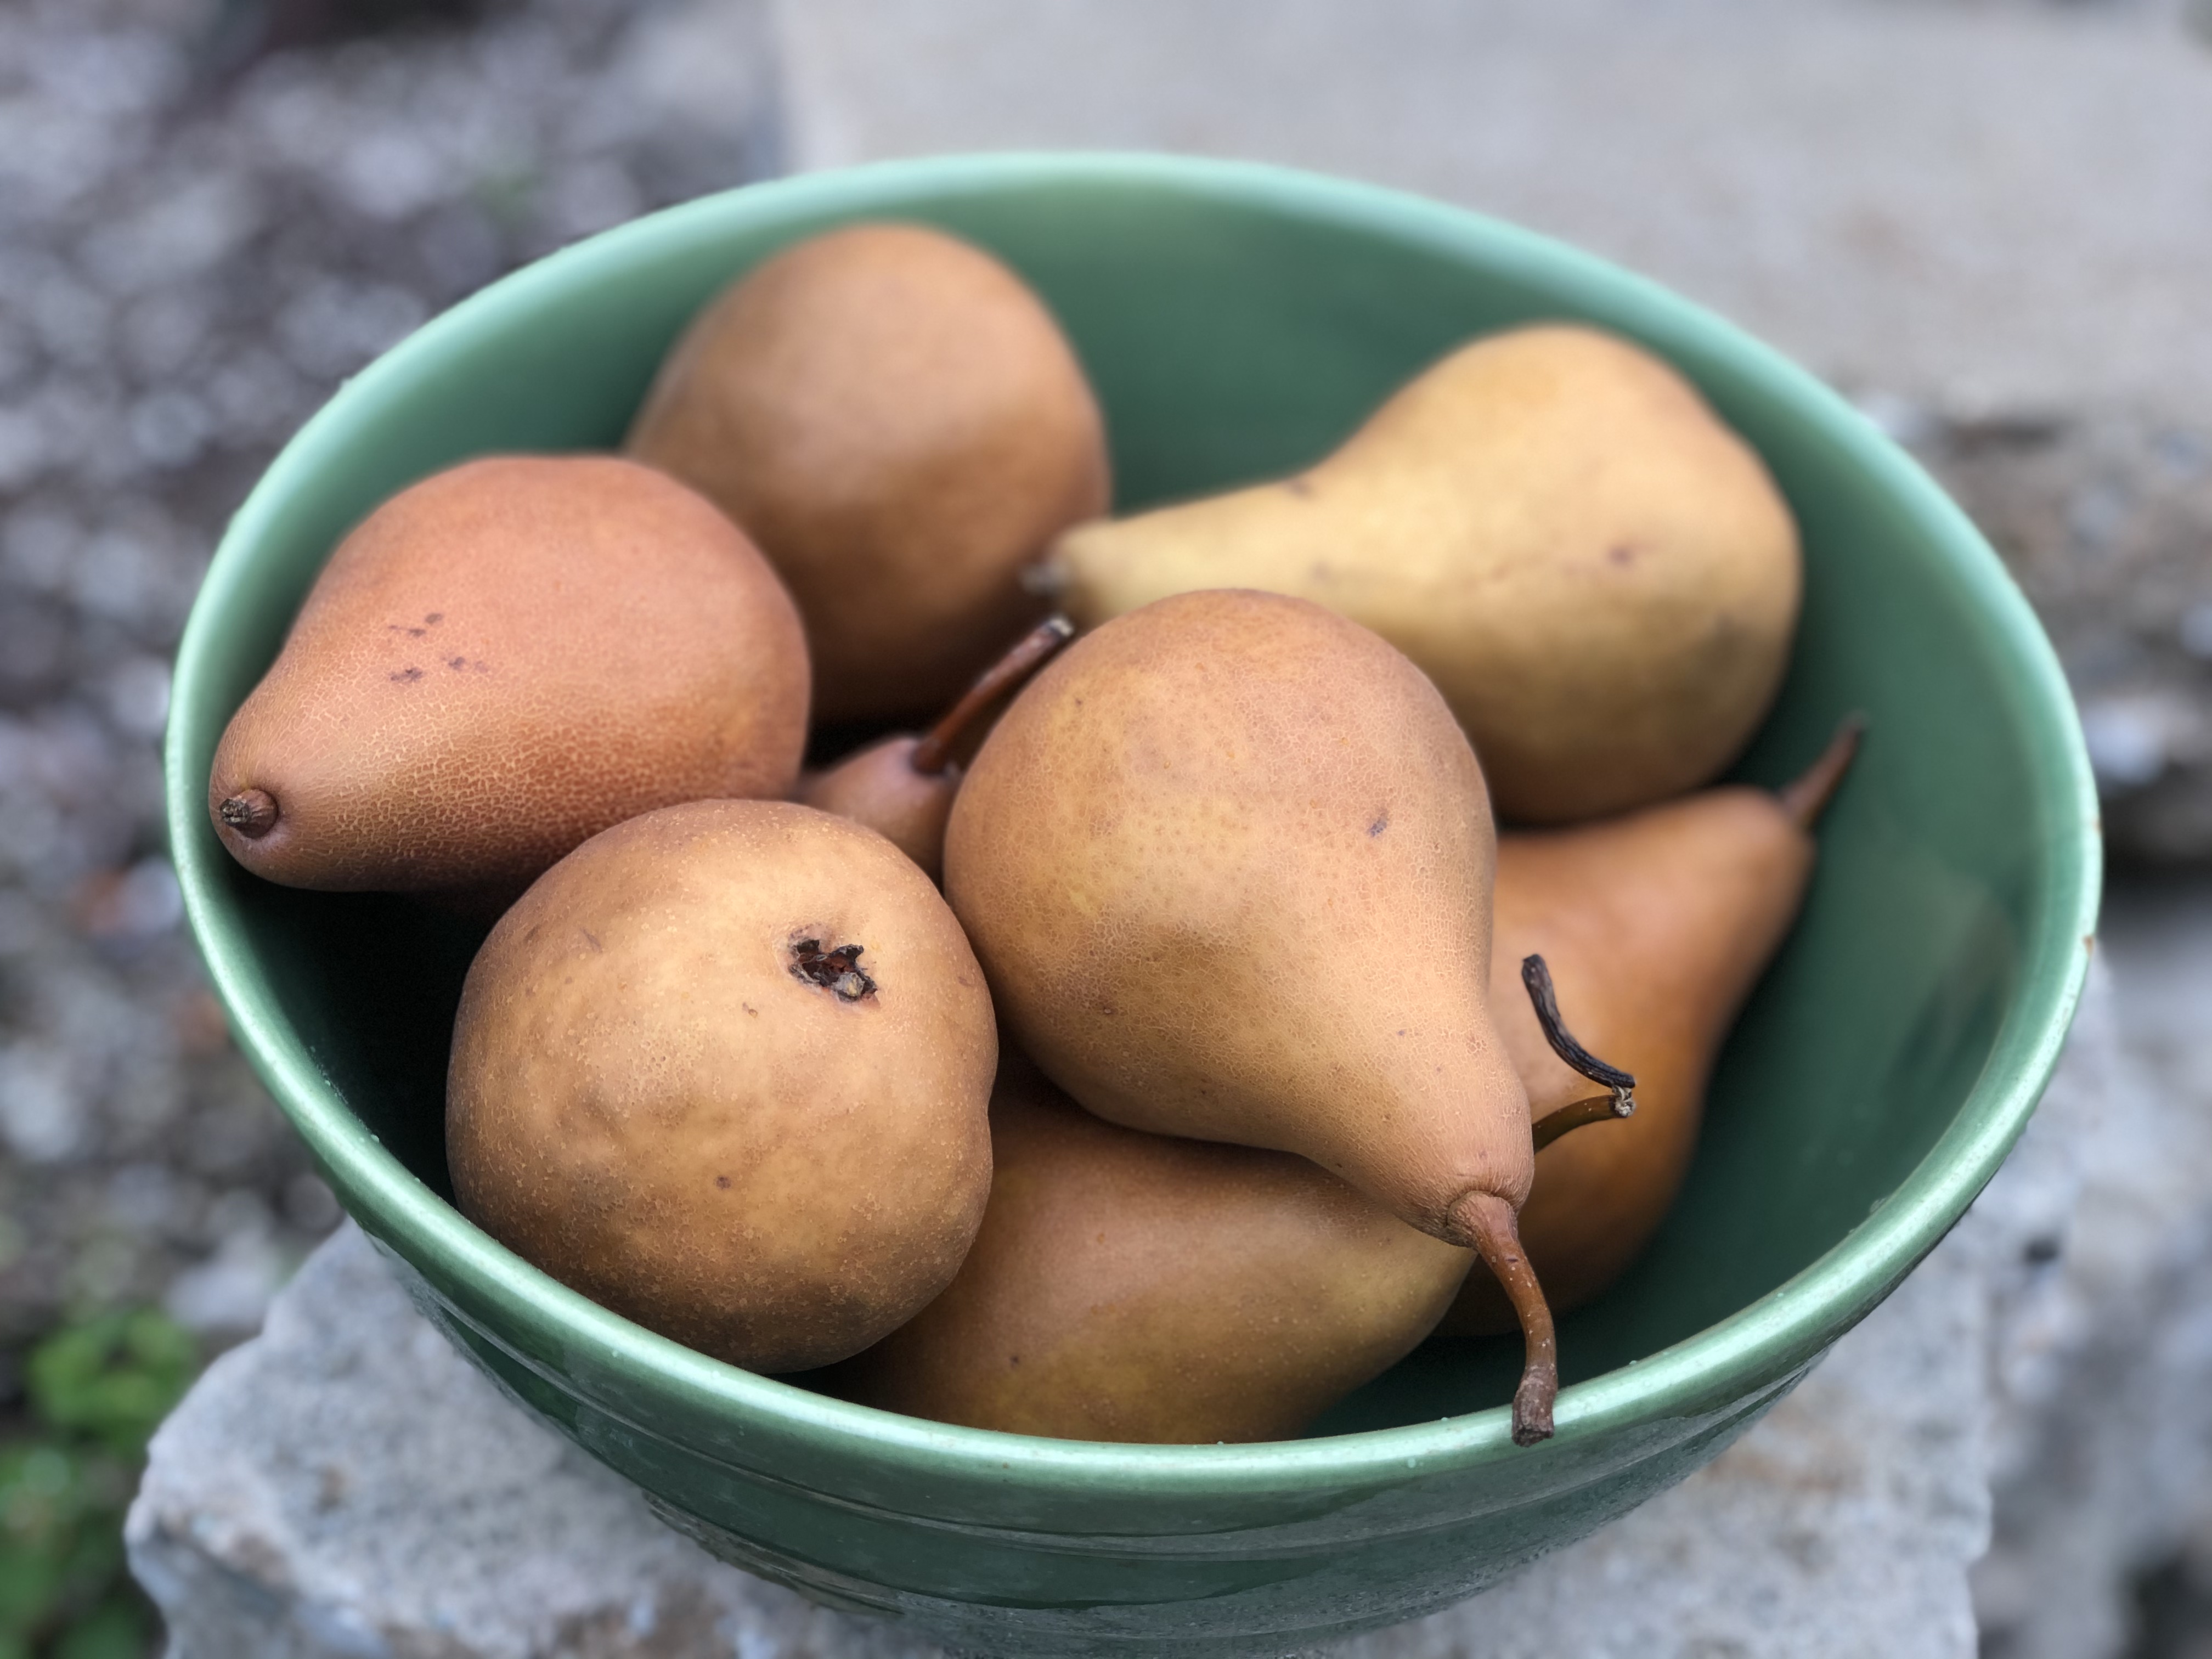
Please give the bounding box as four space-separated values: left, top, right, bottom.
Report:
25 1311 198 1458
3 1305 202 1651
52 1594 149 1659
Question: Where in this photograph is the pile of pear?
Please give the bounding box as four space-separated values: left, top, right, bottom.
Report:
206 220 1850 1450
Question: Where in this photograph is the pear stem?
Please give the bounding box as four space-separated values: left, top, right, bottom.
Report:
218 788 279 839
1532 1092 1635 1152
1521 955 1636 1099
1776 715 1867 830
1456 1191 1558 1446
910 616 1075 777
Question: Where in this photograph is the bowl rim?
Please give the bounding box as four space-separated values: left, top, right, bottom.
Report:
166 149 2102 1497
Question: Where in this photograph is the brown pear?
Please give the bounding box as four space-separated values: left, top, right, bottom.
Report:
798 617 1072 881
626 223 1110 725
1039 324 1801 823
822 1052 1471 1443
1442 723 1861 1336
208 455 809 904
944 589 1559 1442
447 799 997 1374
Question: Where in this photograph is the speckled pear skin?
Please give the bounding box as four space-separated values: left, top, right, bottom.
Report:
1045 325 1801 823
447 799 997 1375
626 223 1110 725
207 455 809 901
1443 786 1818 1335
822 1052 1471 1443
797 737 957 883
943 590 1532 1247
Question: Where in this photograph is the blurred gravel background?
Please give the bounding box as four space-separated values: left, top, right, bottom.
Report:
0 0 771 1425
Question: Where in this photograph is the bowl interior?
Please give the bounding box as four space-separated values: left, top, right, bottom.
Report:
168 156 2095 1445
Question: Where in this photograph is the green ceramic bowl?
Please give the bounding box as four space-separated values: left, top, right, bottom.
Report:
165 154 2098 1656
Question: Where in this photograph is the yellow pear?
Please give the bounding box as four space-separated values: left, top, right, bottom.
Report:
1039 325 1801 823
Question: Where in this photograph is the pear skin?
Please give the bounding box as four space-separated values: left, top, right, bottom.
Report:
447 799 997 1374
1443 725 1860 1335
799 737 956 881
798 618 1073 882
821 1053 1471 1443
944 591 1557 1439
1041 325 1801 823
627 223 1109 725
208 455 809 904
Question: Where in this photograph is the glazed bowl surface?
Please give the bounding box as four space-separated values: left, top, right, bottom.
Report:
165 153 2098 1656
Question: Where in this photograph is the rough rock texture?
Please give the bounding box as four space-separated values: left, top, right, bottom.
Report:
770 0 2212 864
1974 898 2212 1659
121 1232 1979 1659
122 972 2115 1659
1917 419 2212 864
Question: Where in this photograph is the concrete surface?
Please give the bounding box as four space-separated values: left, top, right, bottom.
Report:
770 0 2212 424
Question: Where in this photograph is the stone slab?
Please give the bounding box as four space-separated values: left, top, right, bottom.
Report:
121 1223 1978 1659
125 968 2120 1658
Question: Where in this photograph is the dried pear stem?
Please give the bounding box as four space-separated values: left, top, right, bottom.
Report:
1521 954 1635 1103
1776 715 1866 830
1457 1191 1558 1446
218 788 279 839
910 616 1075 777
1460 956 1645 1445
1532 1092 1634 1152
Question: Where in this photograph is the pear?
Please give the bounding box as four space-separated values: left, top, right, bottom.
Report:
1038 325 1801 823
627 223 1110 725
1442 721 1862 1336
944 589 1559 1442
208 455 809 904
798 617 1071 882
821 1052 1471 1443
447 799 997 1374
